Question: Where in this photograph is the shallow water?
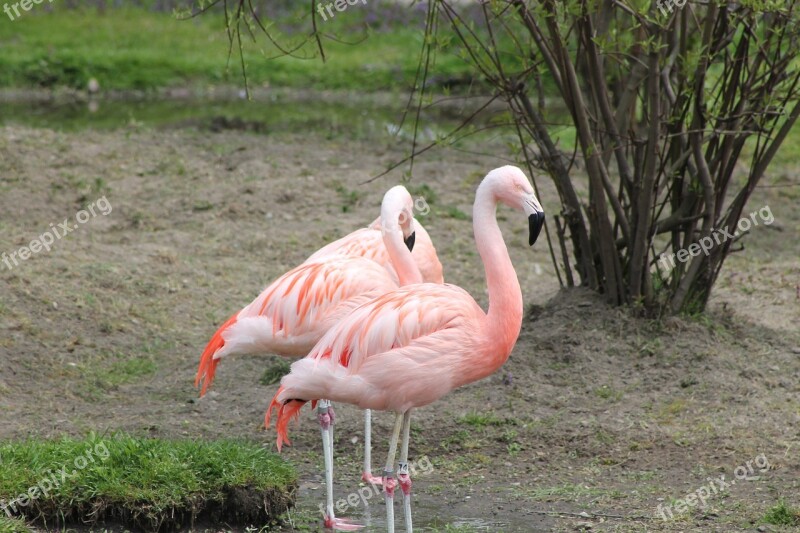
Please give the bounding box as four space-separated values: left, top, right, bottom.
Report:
0 90 500 145
291 477 546 532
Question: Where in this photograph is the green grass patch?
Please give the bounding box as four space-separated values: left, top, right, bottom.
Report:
435 205 469 220
762 500 800 526
594 385 624 402
0 516 31 533
0 434 296 531
104 356 158 385
334 183 364 213
459 410 505 428
259 358 291 386
0 7 473 91
77 352 159 401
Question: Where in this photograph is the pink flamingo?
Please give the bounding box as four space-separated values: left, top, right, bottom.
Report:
266 166 545 532
195 186 440 524
195 185 439 387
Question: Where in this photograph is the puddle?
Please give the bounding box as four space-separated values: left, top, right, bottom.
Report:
292 479 541 532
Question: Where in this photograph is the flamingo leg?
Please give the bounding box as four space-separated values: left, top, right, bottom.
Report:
318 400 335 524
362 409 383 485
318 400 361 531
397 410 413 533
328 403 335 465
382 412 404 533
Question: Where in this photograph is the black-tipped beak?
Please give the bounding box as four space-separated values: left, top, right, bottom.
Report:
404 231 416 252
528 212 545 246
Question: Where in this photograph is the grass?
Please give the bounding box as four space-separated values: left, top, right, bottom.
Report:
439 205 469 220
407 183 439 205
762 500 800 526
459 410 505 428
103 355 158 385
594 384 624 402
526 483 608 502
334 183 364 213
0 7 472 91
76 350 160 401
259 358 291 386
0 434 296 530
0 516 30 533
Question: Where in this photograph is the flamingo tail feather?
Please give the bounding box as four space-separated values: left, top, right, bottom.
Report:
195 313 238 395
266 388 306 452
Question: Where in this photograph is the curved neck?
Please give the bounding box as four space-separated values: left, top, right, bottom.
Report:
380 187 423 286
473 182 523 361
383 227 422 285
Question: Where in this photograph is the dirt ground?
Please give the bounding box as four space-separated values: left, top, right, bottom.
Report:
0 121 799 532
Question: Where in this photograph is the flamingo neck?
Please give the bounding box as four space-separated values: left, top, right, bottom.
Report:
384 228 422 285
473 182 523 363
381 190 423 286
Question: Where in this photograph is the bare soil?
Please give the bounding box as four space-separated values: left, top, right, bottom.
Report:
0 123 799 532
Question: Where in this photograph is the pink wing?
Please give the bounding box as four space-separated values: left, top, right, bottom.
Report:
195 257 397 394
305 225 387 266
241 258 391 336
306 284 475 368
268 284 484 424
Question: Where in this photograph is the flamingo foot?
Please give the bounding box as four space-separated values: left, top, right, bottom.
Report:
361 471 383 485
323 514 364 531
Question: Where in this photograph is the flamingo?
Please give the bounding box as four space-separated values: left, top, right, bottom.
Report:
266 165 545 532
195 186 439 527
195 185 438 386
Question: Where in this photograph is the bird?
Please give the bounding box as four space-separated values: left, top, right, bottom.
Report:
195 185 439 529
195 185 437 390
266 165 545 533
195 185 444 390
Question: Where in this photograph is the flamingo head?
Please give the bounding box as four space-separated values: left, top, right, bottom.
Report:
487 165 545 246
381 185 417 252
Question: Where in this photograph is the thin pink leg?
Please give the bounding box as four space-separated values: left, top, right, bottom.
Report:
398 465 412 533
382 413 404 533
318 400 362 531
397 411 413 532
361 409 383 485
